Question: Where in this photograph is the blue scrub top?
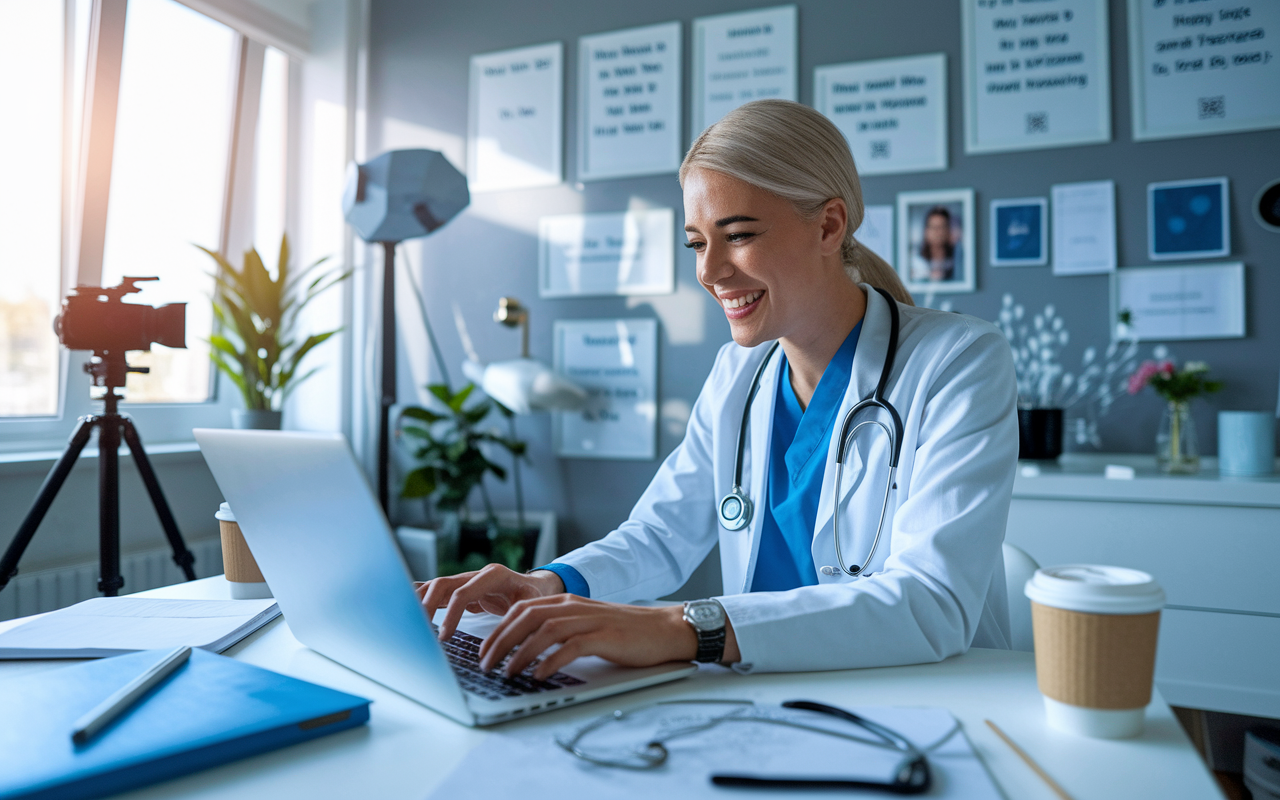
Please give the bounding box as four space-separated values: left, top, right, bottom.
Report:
539 321 863 599
751 322 862 592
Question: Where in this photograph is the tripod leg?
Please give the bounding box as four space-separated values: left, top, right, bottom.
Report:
120 418 196 581
99 415 124 597
0 417 97 593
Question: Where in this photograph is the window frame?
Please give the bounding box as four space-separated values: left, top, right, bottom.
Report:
0 0 302 453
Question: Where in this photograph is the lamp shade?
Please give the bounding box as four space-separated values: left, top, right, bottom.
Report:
463 359 589 415
342 149 469 243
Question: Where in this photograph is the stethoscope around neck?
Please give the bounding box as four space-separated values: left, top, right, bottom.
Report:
717 286 905 578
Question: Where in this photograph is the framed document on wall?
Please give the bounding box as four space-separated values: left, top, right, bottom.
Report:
554 318 658 460
578 22 682 181
961 0 1111 153
1128 0 1280 140
1113 263 1245 341
538 208 675 298
692 5 797 138
814 53 948 176
468 42 563 193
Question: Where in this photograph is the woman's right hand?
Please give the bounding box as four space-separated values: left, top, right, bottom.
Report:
414 564 565 641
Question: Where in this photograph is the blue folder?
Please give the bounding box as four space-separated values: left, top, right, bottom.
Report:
0 648 370 800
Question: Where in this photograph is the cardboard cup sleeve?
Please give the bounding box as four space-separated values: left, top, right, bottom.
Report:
1031 603 1160 709
218 519 265 584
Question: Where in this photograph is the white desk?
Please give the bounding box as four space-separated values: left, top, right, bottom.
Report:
0 577 1223 799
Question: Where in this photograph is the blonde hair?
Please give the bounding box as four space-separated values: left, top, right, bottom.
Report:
680 99 914 306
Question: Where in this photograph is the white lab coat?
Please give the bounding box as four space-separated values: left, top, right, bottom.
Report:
556 285 1019 673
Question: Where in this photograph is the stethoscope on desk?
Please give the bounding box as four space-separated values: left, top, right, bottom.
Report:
717 286 904 578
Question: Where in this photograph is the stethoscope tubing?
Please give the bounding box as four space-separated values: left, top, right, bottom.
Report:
719 287 904 578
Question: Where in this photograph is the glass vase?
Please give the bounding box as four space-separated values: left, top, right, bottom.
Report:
1156 400 1199 474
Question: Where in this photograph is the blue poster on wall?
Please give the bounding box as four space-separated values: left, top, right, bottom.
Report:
1148 177 1230 261
991 198 1047 267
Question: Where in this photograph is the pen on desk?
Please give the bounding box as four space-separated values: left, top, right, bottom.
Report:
71 646 192 745
985 719 1075 800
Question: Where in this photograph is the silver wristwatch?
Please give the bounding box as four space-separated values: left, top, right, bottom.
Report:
682 598 727 663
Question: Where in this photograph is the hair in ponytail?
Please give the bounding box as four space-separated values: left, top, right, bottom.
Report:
680 99 913 306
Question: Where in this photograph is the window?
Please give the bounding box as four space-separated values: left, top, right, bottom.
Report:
0 2 66 417
254 46 290 268
0 0 303 448
99 0 238 404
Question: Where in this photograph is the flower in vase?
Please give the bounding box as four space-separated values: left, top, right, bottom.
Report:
1127 360 1223 404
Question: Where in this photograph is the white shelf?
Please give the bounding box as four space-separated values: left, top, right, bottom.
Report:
1014 453 1280 509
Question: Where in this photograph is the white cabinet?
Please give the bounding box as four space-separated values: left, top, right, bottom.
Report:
1006 455 1280 719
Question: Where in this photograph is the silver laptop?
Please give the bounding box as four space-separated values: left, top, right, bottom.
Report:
194 429 695 726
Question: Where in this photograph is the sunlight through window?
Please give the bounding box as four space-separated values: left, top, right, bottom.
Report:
100 0 237 404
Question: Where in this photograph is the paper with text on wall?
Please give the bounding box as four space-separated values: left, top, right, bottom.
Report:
539 209 675 298
1052 180 1116 276
553 318 657 460
1115 262 1245 341
692 5 797 138
1129 0 1280 140
579 22 682 181
816 53 948 176
468 41 562 192
963 0 1111 153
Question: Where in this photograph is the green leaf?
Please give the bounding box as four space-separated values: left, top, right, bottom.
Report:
449 383 475 412
277 234 291 291
401 468 437 499
427 384 454 407
463 403 492 426
208 334 244 360
401 406 446 424
399 424 434 441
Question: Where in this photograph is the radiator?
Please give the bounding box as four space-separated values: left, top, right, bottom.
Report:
0 538 223 622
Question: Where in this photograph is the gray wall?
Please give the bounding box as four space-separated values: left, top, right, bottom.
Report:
0 451 223 574
369 0 1280 593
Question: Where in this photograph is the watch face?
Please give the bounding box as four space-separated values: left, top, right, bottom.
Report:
686 601 724 630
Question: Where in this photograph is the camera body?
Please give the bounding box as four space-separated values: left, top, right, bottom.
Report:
53 277 186 389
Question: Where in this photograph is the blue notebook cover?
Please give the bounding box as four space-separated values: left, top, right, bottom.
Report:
0 649 370 800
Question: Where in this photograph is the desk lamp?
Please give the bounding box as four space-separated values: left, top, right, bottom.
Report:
461 297 588 414
342 149 469 513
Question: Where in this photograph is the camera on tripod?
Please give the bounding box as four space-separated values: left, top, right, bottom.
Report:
1 276 198 598
53 277 186 389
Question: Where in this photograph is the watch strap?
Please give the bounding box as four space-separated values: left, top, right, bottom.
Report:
694 626 726 663
684 600 727 663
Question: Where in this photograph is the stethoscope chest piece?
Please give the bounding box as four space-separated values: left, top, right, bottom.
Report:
718 489 752 531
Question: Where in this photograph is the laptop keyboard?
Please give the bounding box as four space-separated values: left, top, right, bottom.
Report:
441 629 585 701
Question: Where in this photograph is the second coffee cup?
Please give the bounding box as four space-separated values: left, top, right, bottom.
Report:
1025 564 1165 739
216 502 272 600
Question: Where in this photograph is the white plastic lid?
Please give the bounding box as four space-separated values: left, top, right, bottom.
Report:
214 502 235 522
1024 564 1165 615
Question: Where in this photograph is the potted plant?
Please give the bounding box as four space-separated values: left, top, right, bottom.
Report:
198 235 349 429
1127 359 1223 474
398 383 539 575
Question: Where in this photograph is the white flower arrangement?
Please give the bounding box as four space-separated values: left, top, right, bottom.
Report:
995 292 1151 420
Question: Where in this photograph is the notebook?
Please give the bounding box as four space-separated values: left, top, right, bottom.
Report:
0 598 280 659
0 648 370 800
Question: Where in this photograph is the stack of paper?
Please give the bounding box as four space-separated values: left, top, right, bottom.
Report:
0 597 280 658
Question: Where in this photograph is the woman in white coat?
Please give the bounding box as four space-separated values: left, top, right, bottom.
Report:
418 99 1018 678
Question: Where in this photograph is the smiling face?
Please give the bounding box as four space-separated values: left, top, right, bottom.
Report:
683 167 850 349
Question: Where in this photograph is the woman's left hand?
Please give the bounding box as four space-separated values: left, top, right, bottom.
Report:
478 596 699 681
